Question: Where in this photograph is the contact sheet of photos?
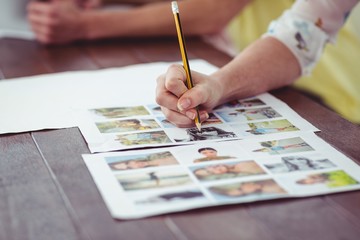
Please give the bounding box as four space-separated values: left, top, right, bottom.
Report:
78 93 318 153
83 132 360 219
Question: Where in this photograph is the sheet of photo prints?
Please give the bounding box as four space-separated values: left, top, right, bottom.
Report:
82 132 360 219
78 93 319 153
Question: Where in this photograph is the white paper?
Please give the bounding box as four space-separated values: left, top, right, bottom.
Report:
0 0 35 40
83 132 360 219
78 93 319 153
0 60 217 134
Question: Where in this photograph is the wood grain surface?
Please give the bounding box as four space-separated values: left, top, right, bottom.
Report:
1 37 359 240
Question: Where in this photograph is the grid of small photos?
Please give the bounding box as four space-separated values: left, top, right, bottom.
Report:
83 133 360 219
80 93 318 152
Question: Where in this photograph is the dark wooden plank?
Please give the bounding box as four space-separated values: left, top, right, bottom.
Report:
82 39 141 68
247 197 360 240
0 39 50 79
167 205 273 240
0 133 83 240
32 128 177 240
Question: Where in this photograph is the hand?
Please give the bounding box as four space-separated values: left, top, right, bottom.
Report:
76 0 102 9
27 0 87 44
155 64 223 128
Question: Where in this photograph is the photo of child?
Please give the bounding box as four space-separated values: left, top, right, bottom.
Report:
214 98 266 110
209 179 287 201
115 130 172 146
191 161 266 182
193 147 236 163
296 170 358 188
252 137 314 155
90 106 150 119
96 118 160 133
242 119 299 135
174 126 237 142
106 151 179 171
265 156 336 173
216 107 282 123
116 168 193 191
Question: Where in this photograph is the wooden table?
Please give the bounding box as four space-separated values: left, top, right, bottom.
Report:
1 37 360 240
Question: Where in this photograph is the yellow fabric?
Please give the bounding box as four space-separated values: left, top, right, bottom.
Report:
226 0 360 123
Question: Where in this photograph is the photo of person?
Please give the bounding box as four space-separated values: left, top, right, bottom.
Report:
209 179 287 201
156 116 176 128
193 147 236 163
191 161 266 182
115 130 172 146
106 151 179 171
215 98 266 110
146 104 163 116
216 107 282 123
202 113 223 125
89 106 150 119
174 126 237 142
135 189 206 205
265 156 336 173
296 170 358 188
241 119 299 135
116 168 193 191
252 137 314 155
95 118 160 133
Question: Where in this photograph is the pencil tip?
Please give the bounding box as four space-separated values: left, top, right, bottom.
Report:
196 122 202 132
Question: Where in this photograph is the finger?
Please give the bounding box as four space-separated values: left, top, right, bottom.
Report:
184 109 209 122
164 64 189 98
156 73 182 112
161 107 195 128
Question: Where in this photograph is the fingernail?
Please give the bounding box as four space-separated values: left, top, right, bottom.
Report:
177 98 191 111
185 111 195 120
201 112 209 121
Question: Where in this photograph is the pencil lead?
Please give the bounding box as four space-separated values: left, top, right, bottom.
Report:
196 122 202 132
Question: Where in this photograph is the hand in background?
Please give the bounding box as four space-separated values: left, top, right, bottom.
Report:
27 0 88 44
155 64 223 128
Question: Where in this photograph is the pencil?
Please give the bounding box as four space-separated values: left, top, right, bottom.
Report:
171 1 202 131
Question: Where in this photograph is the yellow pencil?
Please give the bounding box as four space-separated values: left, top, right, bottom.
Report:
171 1 202 131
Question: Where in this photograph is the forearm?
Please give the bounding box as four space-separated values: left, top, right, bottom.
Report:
81 0 250 40
212 36 301 105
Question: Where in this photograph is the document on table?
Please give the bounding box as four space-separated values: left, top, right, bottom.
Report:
0 60 217 134
83 132 360 219
78 93 319 153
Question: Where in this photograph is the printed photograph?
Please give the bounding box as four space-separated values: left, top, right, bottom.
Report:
215 98 266 110
209 179 287 201
95 118 160 133
193 147 236 163
173 126 237 142
191 160 266 182
106 151 179 171
233 119 299 136
116 168 193 191
295 170 359 188
89 106 150 119
265 155 336 173
146 104 163 115
115 130 172 146
134 189 206 205
202 113 223 125
156 116 176 128
215 107 282 123
252 137 314 155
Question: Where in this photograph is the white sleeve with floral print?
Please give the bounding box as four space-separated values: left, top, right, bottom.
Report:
264 0 359 75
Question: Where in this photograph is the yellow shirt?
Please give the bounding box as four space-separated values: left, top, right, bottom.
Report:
226 0 360 123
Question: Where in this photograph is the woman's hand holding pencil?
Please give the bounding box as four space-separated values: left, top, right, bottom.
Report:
156 64 223 128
